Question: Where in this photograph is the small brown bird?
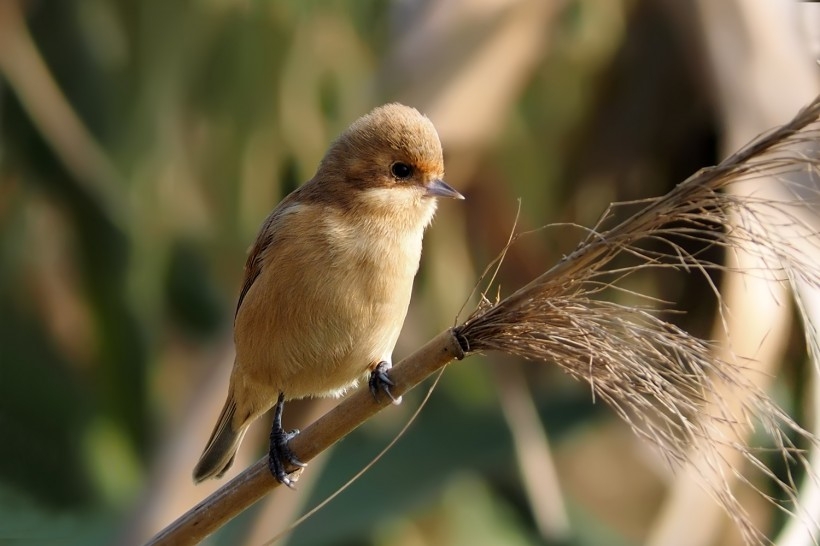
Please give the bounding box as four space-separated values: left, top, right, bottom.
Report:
193 103 463 486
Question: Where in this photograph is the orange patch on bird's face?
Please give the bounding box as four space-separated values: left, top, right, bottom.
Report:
413 157 445 180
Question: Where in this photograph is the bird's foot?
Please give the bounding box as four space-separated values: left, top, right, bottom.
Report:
369 360 401 404
268 393 306 488
268 426 306 488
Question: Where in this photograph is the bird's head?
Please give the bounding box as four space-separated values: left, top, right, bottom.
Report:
313 104 463 222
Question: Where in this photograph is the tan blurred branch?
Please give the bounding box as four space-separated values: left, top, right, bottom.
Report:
647 1 820 544
0 0 125 224
493 360 571 541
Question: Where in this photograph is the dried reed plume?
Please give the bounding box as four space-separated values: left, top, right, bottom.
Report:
454 95 820 545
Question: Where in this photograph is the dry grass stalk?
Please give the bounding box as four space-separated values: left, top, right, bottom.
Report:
454 95 820 545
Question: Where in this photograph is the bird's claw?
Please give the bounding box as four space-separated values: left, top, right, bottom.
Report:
267 393 307 487
369 361 401 404
269 427 306 488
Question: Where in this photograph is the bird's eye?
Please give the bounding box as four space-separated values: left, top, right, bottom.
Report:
391 162 413 179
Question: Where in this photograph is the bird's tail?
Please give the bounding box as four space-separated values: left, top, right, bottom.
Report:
193 395 248 483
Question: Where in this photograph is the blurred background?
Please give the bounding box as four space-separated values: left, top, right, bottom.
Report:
1 0 819 545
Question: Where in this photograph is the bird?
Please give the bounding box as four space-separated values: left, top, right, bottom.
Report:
193 103 463 486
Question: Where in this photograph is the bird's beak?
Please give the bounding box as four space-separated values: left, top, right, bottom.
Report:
425 179 464 200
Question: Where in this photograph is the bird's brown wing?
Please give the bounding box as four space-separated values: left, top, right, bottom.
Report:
234 194 301 318
235 227 273 318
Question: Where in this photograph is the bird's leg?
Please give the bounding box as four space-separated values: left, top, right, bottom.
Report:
369 361 400 404
268 392 306 488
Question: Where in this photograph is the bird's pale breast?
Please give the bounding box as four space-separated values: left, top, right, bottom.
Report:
231 201 425 414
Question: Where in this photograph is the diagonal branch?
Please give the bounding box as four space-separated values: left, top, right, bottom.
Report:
148 94 820 546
